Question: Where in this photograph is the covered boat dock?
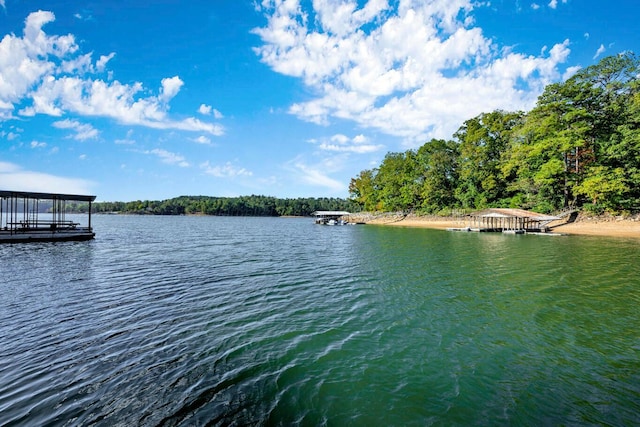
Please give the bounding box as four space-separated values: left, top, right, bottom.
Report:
453 208 560 234
0 190 96 243
311 211 351 225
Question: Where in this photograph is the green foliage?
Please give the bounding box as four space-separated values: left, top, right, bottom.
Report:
349 169 378 211
374 151 421 211
573 166 629 208
582 203 605 216
416 139 459 213
454 110 524 209
92 195 360 217
349 53 640 215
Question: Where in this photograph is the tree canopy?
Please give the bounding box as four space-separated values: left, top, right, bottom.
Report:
77 195 360 217
349 53 640 214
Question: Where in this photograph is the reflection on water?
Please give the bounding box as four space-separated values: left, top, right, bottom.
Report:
0 216 639 425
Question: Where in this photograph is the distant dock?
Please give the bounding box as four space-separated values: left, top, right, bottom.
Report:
0 190 96 243
311 211 352 225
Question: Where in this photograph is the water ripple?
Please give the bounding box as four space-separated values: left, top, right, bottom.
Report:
1 217 639 425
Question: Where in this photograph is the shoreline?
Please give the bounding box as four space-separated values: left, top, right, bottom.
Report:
358 214 640 239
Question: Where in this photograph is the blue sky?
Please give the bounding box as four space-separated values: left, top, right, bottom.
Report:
0 0 637 201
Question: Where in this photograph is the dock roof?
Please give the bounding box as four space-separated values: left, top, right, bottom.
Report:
469 208 559 221
0 190 96 202
311 211 351 216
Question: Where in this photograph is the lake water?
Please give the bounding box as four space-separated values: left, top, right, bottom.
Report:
1 215 639 426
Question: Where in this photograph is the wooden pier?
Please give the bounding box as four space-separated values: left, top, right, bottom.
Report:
0 190 96 243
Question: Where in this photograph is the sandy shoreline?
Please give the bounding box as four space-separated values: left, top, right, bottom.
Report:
359 214 640 238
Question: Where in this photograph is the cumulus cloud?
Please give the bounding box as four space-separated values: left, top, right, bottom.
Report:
254 0 572 143
198 104 212 115
159 76 183 102
52 118 99 140
198 104 224 119
0 161 95 194
593 44 606 60
314 133 384 153
0 11 223 135
200 161 253 178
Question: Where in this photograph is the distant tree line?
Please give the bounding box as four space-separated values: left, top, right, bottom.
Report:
66 195 360 217
349 53 640 215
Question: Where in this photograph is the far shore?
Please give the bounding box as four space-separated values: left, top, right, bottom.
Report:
356 213 640 239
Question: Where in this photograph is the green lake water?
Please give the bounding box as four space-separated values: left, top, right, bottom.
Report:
0 216 638 425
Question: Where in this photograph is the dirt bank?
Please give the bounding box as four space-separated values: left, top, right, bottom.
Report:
352 213 640 238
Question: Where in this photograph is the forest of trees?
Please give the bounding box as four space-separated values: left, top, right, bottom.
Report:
76 195 360 217
349 53 640 215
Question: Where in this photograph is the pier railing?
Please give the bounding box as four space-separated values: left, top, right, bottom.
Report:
4 220 81 231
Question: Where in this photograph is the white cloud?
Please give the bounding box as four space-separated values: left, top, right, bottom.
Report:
145 148 189 167
30 140 47 148
0 161 95 194
254 0 572 143
593 44 606 60
315 133 383 153
18 76 225 135
563 65 581 80
198 104 224 119
1 130 20 141
200 161 253 177
0 162 20 173
96 53 115 72
159 76 183 102
548 0 567 9
52 118 99 140
0 11 224 136
198 104 212 115
73 11 94 21
193 135 212 145
0 11 71 117
531 3 540 10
